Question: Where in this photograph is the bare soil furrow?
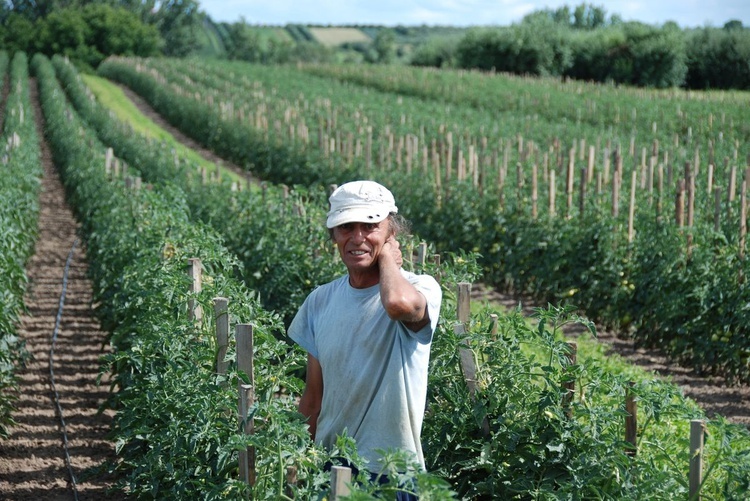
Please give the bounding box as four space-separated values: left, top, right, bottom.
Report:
0 79 124 500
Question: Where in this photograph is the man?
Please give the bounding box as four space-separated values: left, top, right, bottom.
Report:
288 180 442 498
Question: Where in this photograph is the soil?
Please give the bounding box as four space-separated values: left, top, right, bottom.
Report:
0 80 125 500
1 72 747 500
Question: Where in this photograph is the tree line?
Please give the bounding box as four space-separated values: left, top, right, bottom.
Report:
411 4 750 90
1 1 748 90
0 0 204 68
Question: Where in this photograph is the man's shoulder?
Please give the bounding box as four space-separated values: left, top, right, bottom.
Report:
307 275 349 299
400 268 439 289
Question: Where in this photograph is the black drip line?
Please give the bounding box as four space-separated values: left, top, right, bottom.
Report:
49 238 80 501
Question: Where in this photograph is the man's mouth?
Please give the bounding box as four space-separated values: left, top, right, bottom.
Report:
350 250 368 256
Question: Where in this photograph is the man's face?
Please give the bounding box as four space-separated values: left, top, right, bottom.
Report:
331 220 391 274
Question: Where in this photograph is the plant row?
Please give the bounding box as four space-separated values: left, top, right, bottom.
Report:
33 53 363 500
48 55 750 498
96 57 750 383
0 51 42 437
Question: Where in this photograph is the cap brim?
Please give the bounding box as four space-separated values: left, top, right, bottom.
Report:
326 207 391 228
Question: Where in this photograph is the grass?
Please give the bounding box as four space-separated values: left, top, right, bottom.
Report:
82 74 244 185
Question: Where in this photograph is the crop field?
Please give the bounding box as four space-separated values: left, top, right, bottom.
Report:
2 50 750 499
308 27 371 46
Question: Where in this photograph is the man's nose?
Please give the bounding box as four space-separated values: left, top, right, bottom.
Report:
351 226 366 243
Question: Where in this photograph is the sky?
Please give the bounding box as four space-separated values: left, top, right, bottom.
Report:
199 0 749 29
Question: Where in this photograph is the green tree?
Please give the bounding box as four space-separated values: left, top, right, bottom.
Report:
686 26 750 89
410 37 459 68
32 4 159 68
35 8 93 59
573 3 607 29
4 0 71 21
457 21 572 76
628 22 686 87
373 28 396 63
154 0 201 57
1 12 36 53
82 4 160 61
724 20 743 30
225 19 263 62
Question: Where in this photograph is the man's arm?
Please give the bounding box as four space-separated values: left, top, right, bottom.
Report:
298 353 323 440
378 236 430 332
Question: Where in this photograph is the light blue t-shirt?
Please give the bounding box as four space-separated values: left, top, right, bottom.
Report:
288 269 442 472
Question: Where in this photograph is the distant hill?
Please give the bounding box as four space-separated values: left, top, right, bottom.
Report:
196 17 471 56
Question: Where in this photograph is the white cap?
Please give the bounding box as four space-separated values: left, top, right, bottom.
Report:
326 181 398 229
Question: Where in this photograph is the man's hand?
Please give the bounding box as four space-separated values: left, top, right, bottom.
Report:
382 235 403 268
378 234 429 331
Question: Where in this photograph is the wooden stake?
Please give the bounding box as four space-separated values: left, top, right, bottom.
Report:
567 149 575 218
741 180 747 261
714 187 722 232
331 466 352 499
625 382 637 456
562 342 577 418
676 180 686 228
457 282 471 324
236 324 255 386
532 163 538 219
628 170 637 243
612 167 620 218
214 297 229 375
579 167 587 218
689 420 705 501
549 170 556 217
238 383 256 486
455 323 490 437
187 258 202 323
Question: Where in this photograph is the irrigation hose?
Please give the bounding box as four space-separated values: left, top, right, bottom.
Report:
49 238 80 501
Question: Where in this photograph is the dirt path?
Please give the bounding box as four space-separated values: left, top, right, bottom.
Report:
0 80 124 500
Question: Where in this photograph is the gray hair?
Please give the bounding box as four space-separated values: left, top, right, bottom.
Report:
328 213 411 240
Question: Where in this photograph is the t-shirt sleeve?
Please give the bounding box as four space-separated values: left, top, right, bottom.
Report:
404 271 442 341
287 292 319 359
